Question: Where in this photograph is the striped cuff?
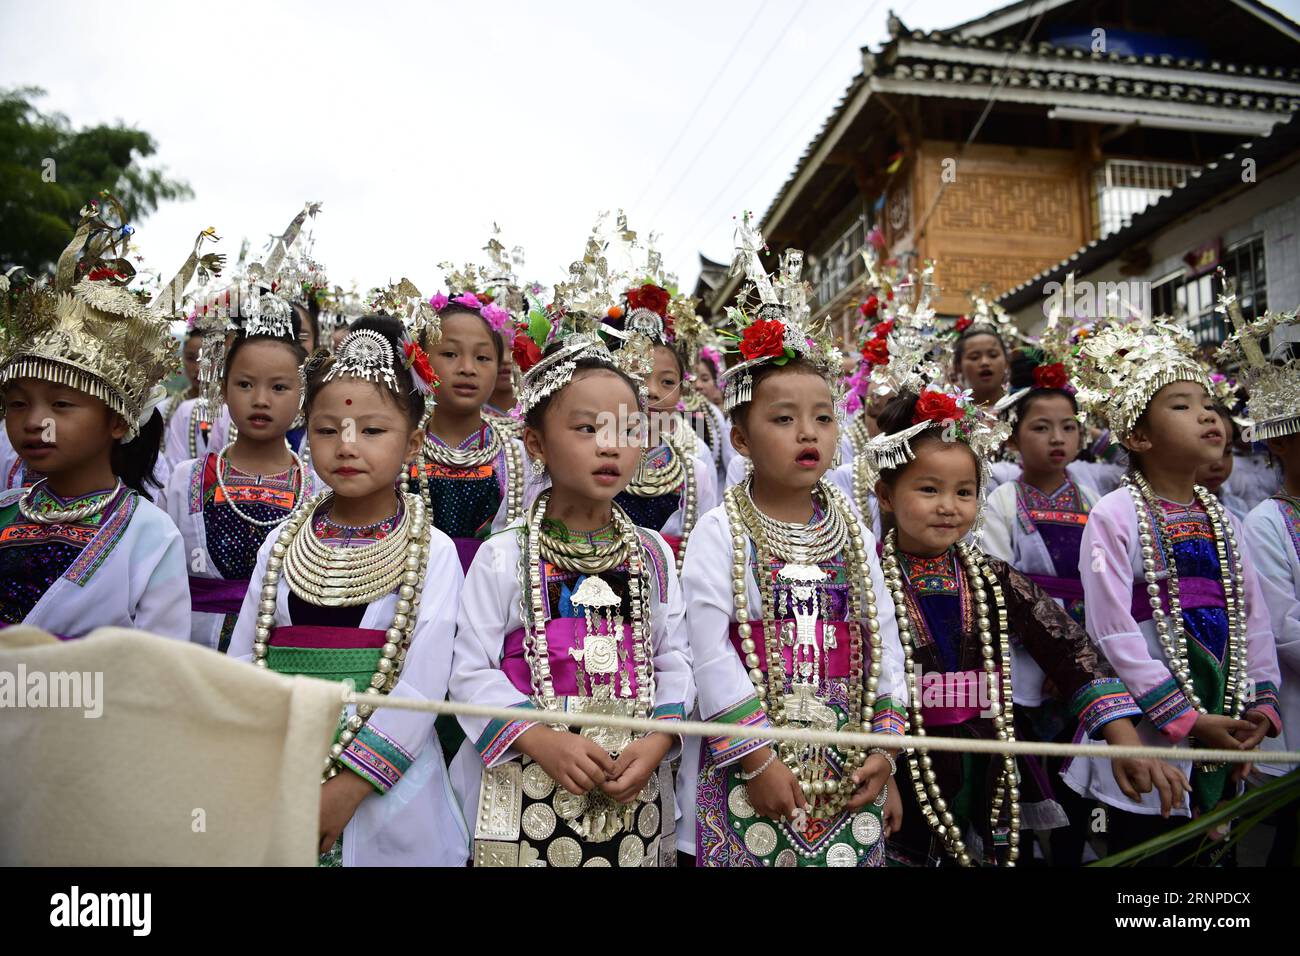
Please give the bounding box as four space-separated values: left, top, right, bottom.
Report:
652 702 686 760
653 702 686 723
1248 681 1282 736
703 696 771 767
339 723 415 793
475 699 538 768
1137 678 1195 742
871 699 907 737
1069 678 1143 739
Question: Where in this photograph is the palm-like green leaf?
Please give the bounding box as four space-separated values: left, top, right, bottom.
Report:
1092 771 1300 867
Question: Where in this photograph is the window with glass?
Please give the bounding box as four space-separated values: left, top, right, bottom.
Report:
1150 236 1267 346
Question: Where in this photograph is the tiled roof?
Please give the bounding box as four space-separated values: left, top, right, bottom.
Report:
895 31 1300 82
882 60 1300 113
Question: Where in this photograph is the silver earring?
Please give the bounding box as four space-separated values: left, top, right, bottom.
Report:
530 458 546 478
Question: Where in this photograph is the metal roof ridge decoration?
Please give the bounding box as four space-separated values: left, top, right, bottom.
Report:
889 33 1300 81
879 62 1300 113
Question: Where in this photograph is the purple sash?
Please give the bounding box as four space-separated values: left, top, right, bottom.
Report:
189 576 249 615
453 537 482 574
502 618 642 696
726 622 854 677
1131 576 1225 622
269 625 388 649
1026 573 1085 603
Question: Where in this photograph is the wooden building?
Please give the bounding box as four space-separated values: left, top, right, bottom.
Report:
700 0 1300 347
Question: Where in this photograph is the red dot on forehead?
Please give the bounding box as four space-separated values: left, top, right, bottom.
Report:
345 399 352 405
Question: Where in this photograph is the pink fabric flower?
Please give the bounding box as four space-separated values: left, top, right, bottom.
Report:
481 302 511 332
429 293 449 311
452 292 483 309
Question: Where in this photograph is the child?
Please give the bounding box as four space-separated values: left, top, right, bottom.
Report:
983 353 1101 863
163 298 315 651
408 291 525 574
486 334 515 416
609 284 717 564
160 328 204 425
694 346 724 407
0 200 189 640
1226 307 1300 864
228 316 467 866
163 318 233 468
1067 319 1281 861
449 322 691 868
678 228 905 868
672 296 733 483
954 323 1010 410
1196 406 1251 521
866 376 1173 867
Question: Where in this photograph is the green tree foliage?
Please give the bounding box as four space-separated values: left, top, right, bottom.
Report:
0 86 192 271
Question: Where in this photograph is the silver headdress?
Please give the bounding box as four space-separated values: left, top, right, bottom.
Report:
0 195 182 440
324 329 399 394
860 344 1011 538
1214 270 1300 442
241 279 296 340
517 331 616 416
1072 316 1210 441
716 213 841 416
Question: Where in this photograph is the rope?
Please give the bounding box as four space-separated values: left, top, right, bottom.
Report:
337 688 1300 766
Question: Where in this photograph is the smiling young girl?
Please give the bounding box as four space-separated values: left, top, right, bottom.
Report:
0 201 189 640
865 373 1175 867
410 291 525 573
1066 320 1282 860
449 315 691 868
163 296 315 651
227 316 466 866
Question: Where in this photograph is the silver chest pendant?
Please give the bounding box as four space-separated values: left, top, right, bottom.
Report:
566 574 636 839
777 560 837 792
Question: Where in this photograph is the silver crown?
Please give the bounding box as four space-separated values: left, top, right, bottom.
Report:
325 329 398 394
517 333 615 415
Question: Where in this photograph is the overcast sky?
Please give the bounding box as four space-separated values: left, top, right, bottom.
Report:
4 0 1299 300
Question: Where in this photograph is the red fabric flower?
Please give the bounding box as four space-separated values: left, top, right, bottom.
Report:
954 316 973 334
859 294 880 319
913 390 960 425
738 319 787 361
626 283 670 316
1032 362 1069 390
861 338 889 366
86 267 125 282
512 334 543 373
872 320 894 339
404 341 435 386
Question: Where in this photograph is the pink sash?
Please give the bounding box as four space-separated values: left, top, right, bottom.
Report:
269 625 388 649
916 669 1002 726
725 621 854 677
502 618 642 696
